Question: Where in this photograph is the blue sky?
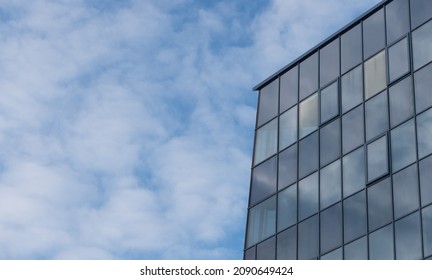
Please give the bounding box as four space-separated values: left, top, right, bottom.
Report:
0 0 380 259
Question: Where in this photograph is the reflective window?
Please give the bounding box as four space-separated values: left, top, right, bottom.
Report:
321 248 342 260
257 79 278 127
246 196 276 247
254 119 277 165
344 236 367 260
299 92 318 138
320 38 340 87
343 147 365 198
364 50 387 100
414 62 432 113
244 247 256 260
367 135 388 182
298 172 318 221
298 215 319 260
341 23 362 74
278 184 297 231
342 105 364 154
417 108 432 159
388 38 410 82
250 156 277 206
419 155 432 206
365 91 388 141
363 8 385 59
369 224 394 260
393 164 419 220
320 118 340 167
389 76 414 128
320 203 342 254
395 212 422 260
279 106 297 151
391 119 417 172
320 160 341 210
299 53 318 100
320 81 339 124
386 0 410 44
423 205 432 257
368 178 393 232
412 19 432 70
299 132 318 179
278 144 297 190
256 236 275 260
344 190 366 243
410 0 432 29
277 226 296 260
341 65 363 113
280 66 298 113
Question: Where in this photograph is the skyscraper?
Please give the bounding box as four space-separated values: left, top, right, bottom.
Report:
244 0 432 260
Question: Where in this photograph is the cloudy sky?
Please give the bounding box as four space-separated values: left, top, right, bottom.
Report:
0 0 381 259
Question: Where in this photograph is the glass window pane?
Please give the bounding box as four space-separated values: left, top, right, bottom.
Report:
365 90 388 141
389 76 414 128
393 164 419 220
254 118 277 165
321 248 342 260
320 81 339 124
320 38 340 87
341 23 362 74
410 0 432 29
363 8 385 59
320 159 341 210
277 226 296 260
257 79 278 127
299 53 318 100
391 119 417 172
386 0 410 44
344 236 367 260
298 215 319 260
298 172 318 221
368 178 393 232
423 205 432 257
299 92 318 138
299 132 318 179
412 19 432 70
278 184 297 231
279 105 297 150
280 66 298 113
364 50 387 100
343 147 365 198
342 105 364 154
367 135 389 182
256 236 275 260
320 118 341 167
419 155 432 206
320 203 342 254
414 62 432 113
395 212 422 260
246 196 276 247
369 224 394 260
417 108 432 159
388 38 410 82
341 65 363 113
244 247 256 260
344 190 366 243
278 144 297 190
250 156 277 206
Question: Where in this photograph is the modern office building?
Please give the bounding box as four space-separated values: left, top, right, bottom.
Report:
244 0 432 260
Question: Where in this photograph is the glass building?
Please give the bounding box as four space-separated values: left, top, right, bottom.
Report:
244 0 432 260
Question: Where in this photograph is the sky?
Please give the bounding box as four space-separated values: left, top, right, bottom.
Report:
0 0 381 259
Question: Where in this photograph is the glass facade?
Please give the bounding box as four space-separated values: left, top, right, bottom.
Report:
246 0 432 260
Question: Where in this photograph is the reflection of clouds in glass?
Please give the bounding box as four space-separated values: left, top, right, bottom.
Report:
251 157 277 205
391 119 416 171
392 164 419 219
299 132 318 178
417 108 432 158
299 93 318 138
279 106 297 150
278 145 297 189
278 185 297 231
343 147 364 197
395 212 422 259
344 236 367 260
320 160 341 209
419 156 432 206
344 191 366 242
367 135 388 181
422 206 432 257
247 196 276 247
389 76 414 127
365 91 388 141
414 63 432 113
364 50 386 99
369 224 393 260
254 119 278 164
368 178 392 231
342 64 363 112
298 172 318 220
342 105 363 154
298 215 319 260
412 20 432 70
299 53 318 100
388 37 409 81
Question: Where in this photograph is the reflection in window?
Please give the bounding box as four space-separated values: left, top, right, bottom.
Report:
299 93 318 138
244 247 256 260
388 38 409 82
320 39 339 87
279 106 297 151
278 184 297 231
365 91 388 141
278 144 297 190
320 160 341 210
341 23 362 74
320 118 340 167
321 248 342 260
364 50 387 100
419 155 432 206
246 196 276 247
298 172 318 221
256 236 275 260
369 224 394 260
389 76 414 128
341 65 363 113
393 164 419 220
299 53 318 100
414 62 432 113
417 108 432 159
298 215 319 260
363 8 385 59
386 0 409 44
410 0 432 29
391 119 417 172
344 191 366 243
343 147 365 198
254 119 277 165
344 236 367 260
423 205 432 257
280 66 298 113
412 19 432 70
250 156 277 206
320 203 342 254
320 81 339 124
368 178 393 232
367 135 388 182
395 212 422 260
299 132 318 179
277 226 296 260
257 79 278 127
342 105 364 154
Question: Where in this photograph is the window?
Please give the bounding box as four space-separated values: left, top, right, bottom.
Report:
342 105 364 154
363 8 385 59
423 205 432 257
298 172 318 221
417 107 432 159
367 135 388 182
343 190 366 243
341 23 362 74
256 236 275 260
414 62 432 113
320 38 339 87
344 237 367 260
278 144 297 190
343 147 365 198
369 224 394 260
321 248 342 260
279 105 297 151
299 92 318 138
246 196 276 247
341 65 363 113
368 178 393 232
298 215 319 259
320 81 339 124
244 247 256 260
257 79 278 127
254 118 277 165
278 184 297 231
250 156 277 206
320 203 342 254
412 19 432 70
364 50 386 100
277 226 296 260
388 38 410 82
393 164 419 220
299 132 318 179
391 119 417 172
386 0 409 44
280 66 298 113
419 155 432 206
320 118 340 167
410 0 432 29
299 53 318 100
395 212 422 260
389 76 414 128
365 90 388 141
320 160 341 210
